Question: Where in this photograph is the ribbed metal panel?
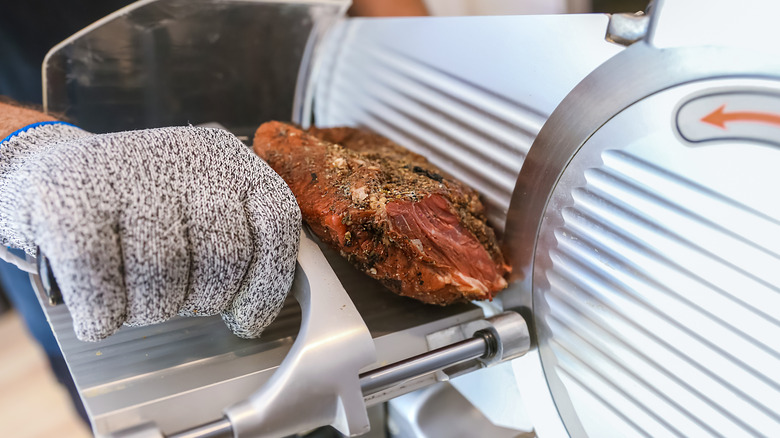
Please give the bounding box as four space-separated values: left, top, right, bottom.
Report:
535 80 780 437
312 15 622 231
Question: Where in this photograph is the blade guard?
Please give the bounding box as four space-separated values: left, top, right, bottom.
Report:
225 227 377 437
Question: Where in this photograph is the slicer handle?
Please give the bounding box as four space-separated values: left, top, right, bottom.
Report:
223 227 377 437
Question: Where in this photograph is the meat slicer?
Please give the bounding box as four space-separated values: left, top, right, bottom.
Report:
32 0 780 436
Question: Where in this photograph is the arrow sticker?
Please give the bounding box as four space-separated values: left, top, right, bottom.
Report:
701 104 780 129
677 90 780 147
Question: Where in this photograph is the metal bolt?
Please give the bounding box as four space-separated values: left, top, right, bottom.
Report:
606 12 650 46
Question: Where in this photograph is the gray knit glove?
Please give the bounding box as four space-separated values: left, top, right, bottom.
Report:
0 122 301 341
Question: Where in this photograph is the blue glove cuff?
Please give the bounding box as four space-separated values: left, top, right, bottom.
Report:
1 121 79 146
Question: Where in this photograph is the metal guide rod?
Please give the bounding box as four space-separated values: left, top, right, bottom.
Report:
358 332 492 395
167 332 493 438
168 419 233 438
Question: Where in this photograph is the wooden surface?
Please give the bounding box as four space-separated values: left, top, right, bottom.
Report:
0 311 92 438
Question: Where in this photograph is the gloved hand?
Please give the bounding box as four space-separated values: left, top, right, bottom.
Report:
0 106 301 342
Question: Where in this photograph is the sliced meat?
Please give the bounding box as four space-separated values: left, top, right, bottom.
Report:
253 121 510 305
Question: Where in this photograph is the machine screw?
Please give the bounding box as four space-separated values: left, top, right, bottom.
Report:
606 12 650 46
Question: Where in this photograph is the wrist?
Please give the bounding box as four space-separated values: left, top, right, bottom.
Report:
0 101 59 142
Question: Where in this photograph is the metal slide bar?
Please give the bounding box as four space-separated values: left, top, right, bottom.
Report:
358 332 492 395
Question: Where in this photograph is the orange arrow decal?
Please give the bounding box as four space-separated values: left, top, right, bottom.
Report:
701 104 780 129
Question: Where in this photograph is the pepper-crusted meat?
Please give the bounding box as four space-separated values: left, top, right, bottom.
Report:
254 122 510 305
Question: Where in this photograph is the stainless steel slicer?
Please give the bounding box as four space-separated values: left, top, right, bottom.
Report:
32 0 780 436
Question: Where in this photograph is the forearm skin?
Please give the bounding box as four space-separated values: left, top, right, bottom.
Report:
0 101 58 142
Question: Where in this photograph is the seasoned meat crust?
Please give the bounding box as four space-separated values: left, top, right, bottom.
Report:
253 122 510 305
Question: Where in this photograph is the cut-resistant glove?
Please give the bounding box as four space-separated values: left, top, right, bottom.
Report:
0 115 301 342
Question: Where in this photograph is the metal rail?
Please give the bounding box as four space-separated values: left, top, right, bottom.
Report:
358 331 493 395
168 419 233 438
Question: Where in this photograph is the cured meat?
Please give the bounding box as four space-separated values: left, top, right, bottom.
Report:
254 122 510 305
